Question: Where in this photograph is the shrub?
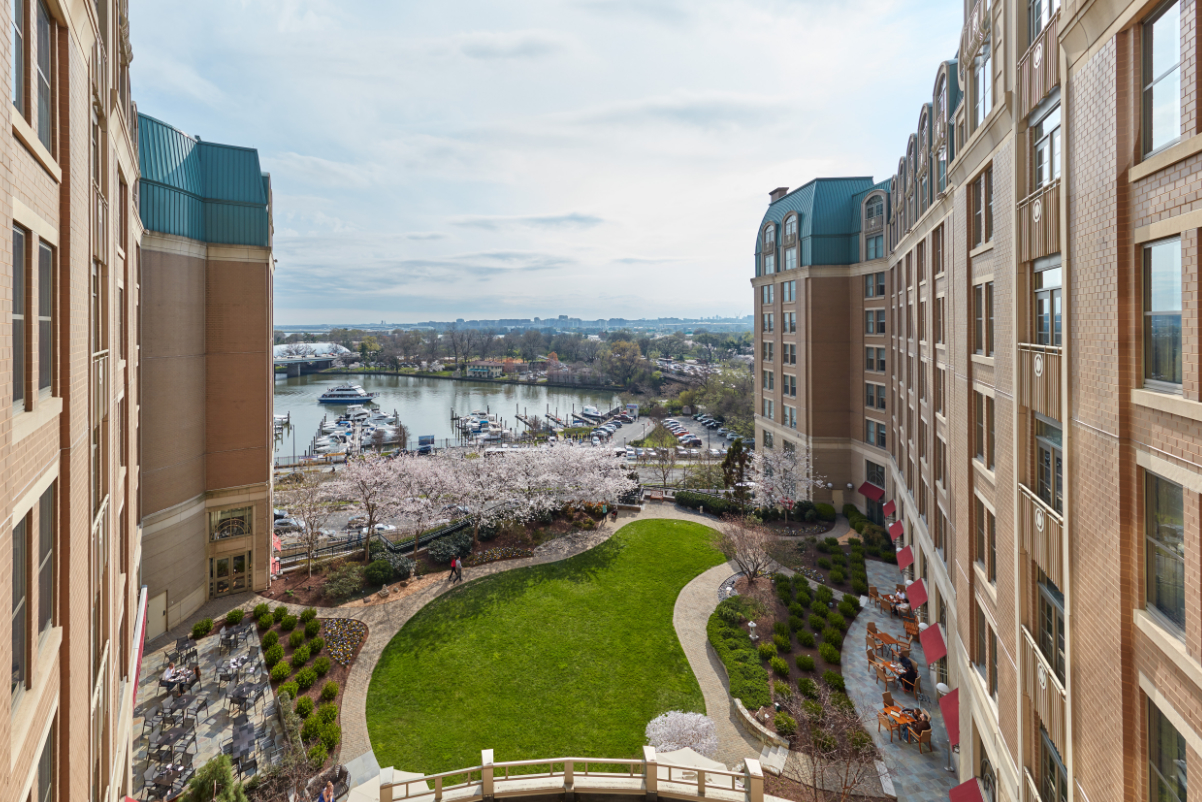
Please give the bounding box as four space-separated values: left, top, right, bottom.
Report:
305 619 322 638
846 537 861 547
797 631 816 648
815 586 834 605
300 608 317 623
308 744 328 768
427 530 473 563
831 692 854 713
253 603 270 619
837 600 856 618
773 621 790 637
829 569 845 584
386 553 415 581
795 654 815 672
257 614 273 630
787 603 805 618
264 645 284 668
802 700 824 721
842 593 861 610
296 667 318 691
261 631 279 650
270 662 291 682
791 575 810 594
813 729 836 751
278 681 298 700
191 618 214 639
824 537 839 548
814 503 836 521
365 559 393 586
273 606 288 623
318 703 339 724
769 656 790 677
291 646 311 669
757 642 778 661
819 643 841 664
808 613 826 632
675 490 735 516
225 609 245 626
852 578 869 594
773 633 791 652
789 616 805 633
280 615 298 632
321 723 342 751
301 715 323 742
827 612 847 631
816 557 832 570
822 670 846 692
795 593 811 609
706 598 770 710
324 564 366 601
478 520 500 541
850 731 873 752
822 629 843 648
775 683 793 700
321 681 339 702
309 636 324 655
314 656 331 677
296 697 315 719
289 630 306 649
798 678 818 699
774 712 798 736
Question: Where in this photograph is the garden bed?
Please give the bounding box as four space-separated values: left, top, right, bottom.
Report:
765 535 891 594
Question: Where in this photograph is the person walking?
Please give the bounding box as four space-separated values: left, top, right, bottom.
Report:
455 556 463 582
447 555 458 582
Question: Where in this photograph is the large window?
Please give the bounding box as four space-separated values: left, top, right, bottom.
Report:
866 236 885 260
761 284 774 305
1035 261 1063 346
1040 727 1068 802
1148 699 1187 802
866 196 884 223
972 167 993 247
974 281 995 354
1145 472 1185 632
1028 0 1061 44
1143 0 1181 157
782 280 795 303
974 392 995 469
1144 237 1182 388
12 516 26 697
864 272 885 298
12 0 23 114
975 498 997 582
866 420 886 449
974 42 992 128
866 460 885 488
866 383 886 410
785 248 797 271
37 242 52 394
1036 417 1064 513
38 484 53 634
13 226 24 409
783 215 797 240
210 506 253 542
34 1 49 150
1037 568 1065 682
1032 104 1061 189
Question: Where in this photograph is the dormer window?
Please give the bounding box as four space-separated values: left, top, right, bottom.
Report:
783 216 797 240
764 225 776 249
867 197 883 221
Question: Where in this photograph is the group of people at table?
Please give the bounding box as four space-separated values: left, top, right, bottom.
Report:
865 592 937 753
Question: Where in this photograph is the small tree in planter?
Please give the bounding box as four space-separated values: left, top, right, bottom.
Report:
779 683 885 802
645 711 719 759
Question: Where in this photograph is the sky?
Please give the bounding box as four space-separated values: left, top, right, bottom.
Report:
130 0 963 326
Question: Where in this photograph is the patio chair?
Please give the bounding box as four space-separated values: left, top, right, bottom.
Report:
217 669 234 691
896 584 905 594
877 711 901 742
141 706 164 739
331 765 351 799
865 650 878 667
875 665 896 691
908 725 933 754
882 692 895 707
867 622 878 634
899 674 922 698
240 757 258 781
896 646 911 662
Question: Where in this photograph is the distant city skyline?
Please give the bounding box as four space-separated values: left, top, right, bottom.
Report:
131 0 961 323
275 311 753 332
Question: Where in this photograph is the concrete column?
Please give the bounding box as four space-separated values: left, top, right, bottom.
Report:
643 746 658 802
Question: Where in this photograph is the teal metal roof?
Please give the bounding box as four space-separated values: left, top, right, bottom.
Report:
755 177 878 271
137 113 271 247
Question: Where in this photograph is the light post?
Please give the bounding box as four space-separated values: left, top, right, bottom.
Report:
934 681 955 772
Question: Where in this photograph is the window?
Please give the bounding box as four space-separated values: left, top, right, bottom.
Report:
761 284 774 305
37 724 53 802
784 343 796 365
784 312 796 333
975 498 997 582
1148 699 1187 802
37 484 52 634
866 383 885 410
1143 0 1181 157
37 242 52 395
762 341 773 362
866 460 885 488
1032 105 1061 189
935 367 945 414
762 313 774 333
12 0 23 114
13 226 25 409
865 347 885 372
782 280 796 302
1036 417 1063 513
934 297 944 344
785 248 797 271
1029 0 1061 43
763 252 775 274
936 436 947 486
35 1 50 150
974 605 992 683
974 392 995 468
1145 472 1184 631
974 42 992 128
783 215 797 240
1040 728 1068 802
12 515 26 697
763 399 774 420
974 282 994 354
1144 237 1182 388
763 370 774 391
209 506 252 541
784 405 796 429
933 225 944 273
867 196 884 223
1034 262 1063 346
784 374 796 397
1037 569 1066 681
866 420 886 448
866 235 885 260
918 302 926 341
987 396 995 469
762 226 776 274
763 430 774 449
972 168 993 247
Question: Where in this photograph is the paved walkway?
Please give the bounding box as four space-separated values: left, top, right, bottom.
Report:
672 563 766 768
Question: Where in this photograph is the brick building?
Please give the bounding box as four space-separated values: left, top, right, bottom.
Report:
0 0 144 801
753 0 1202 800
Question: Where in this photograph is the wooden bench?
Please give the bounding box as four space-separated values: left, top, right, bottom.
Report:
648 490 665 501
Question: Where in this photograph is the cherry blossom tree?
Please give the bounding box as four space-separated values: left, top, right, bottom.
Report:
328 453 400 562
645 711 719 759
276 472 337 578
754 442 826 520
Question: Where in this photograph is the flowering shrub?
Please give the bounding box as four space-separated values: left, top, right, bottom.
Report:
463 546 533 566
645 711 718 758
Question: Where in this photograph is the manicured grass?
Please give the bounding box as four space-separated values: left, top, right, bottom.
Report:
366 519 725 773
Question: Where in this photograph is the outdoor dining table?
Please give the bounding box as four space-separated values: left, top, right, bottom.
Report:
153 726 190 749
883 705 915 727
152 768 182 789
166 693 194 712
231 725 257 759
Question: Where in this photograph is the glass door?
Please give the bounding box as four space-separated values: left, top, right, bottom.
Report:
210 552 251 597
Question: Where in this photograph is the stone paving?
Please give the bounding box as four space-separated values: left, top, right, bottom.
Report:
841 560 959 802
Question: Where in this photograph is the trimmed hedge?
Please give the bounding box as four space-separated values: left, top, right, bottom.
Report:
296 667 317 691
296 697 315 719
757 642 778 661
273 605 288 623
769 657 790 677
795 654 815 672
819 643 841 664
814 503 836 521
280 615 298 632
772 633 790 652
706 597 770 710
257 614 273 631
675 490 737 516
321 681 339 701
191 618 214 639
253 603 270 619
797 631 816 648
261 631 279 650
314 656 331 677
289 630 306 649
305 619 322 638
309 636 324 655
300 608 318 623
225 609 245 626
270 662 291 682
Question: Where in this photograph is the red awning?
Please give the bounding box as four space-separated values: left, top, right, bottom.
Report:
858 482 885 502
949 776 981 802
272 534 283 551
940 688 960 747
882 500 896 517
888 521 904 541
897 546 914 569
921 623 948 662
907 578 929 607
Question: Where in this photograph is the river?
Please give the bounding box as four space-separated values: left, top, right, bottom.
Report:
273 373 621 457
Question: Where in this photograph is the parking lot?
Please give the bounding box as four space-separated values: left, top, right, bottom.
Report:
589 413 746 459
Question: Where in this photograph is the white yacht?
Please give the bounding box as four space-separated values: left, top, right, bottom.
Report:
319 385 376 404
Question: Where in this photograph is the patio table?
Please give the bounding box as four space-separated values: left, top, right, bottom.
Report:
152 769 182 789
166 693 194 712
154 726 190 748
884 705 916 727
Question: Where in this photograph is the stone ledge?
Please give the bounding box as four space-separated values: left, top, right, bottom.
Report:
733 698 789 748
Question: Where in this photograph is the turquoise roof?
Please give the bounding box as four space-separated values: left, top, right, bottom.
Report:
755 177 880 271
137 113 271 247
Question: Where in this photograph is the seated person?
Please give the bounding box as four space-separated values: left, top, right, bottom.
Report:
898 655 915 672
905 710 932 742
161 661 181 690
898 664 920 690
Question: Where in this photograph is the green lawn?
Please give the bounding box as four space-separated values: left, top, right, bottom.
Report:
365 519 725 773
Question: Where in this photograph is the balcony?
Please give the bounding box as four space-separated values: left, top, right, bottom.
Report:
1018 180 1060 263
1024 768 1044 802
865 215 884 235
1017 11 1061 120
1018 343 1061 420
960 0 990 66
1019 482 1063 588
1021 626 1067 756
783 233 797 248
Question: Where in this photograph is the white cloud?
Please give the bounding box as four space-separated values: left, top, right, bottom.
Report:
449 30 572 59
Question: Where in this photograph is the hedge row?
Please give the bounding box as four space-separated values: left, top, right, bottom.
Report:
707 597 770 710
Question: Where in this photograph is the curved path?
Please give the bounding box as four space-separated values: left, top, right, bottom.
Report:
147 504 758 768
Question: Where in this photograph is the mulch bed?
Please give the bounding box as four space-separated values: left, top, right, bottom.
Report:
260 558 370 606
765 537 894 588
764 519 835 536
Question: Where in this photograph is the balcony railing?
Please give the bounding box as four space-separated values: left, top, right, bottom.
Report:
1021 626 1067 756
865 216 884 234
1018 180 1060 263
1018 343 1062 420
961 0 990 66
1024 768 1044 802
1017 11 1061 120
1019 482 1064 588
92 40 109 113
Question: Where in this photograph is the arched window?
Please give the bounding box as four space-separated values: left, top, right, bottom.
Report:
784 214 797 240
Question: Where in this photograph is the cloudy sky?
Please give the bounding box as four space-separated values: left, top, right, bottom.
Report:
130 0 962 325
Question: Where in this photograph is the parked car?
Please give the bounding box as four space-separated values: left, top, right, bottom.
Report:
360 523 398 536
274 518 304 533
273 508 287 521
